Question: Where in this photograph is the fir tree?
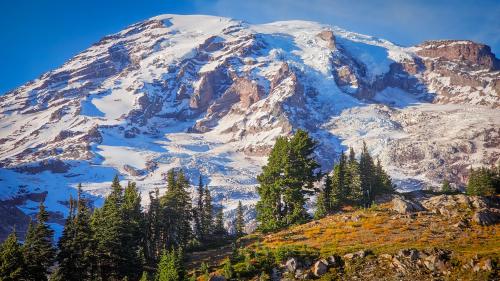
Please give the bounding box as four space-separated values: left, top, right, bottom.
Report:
145 188 161 264
466 167 498 196
0 230 26 281
214 208 227 237
160 169 193 249
121 181 144 280
373 158 394 196
53 185 94 281
330 152 347 208
314 191 327 219
194 174 204 241
256 130 319 231
23 202 56 281
235 201 245 237
91 175 126 280
201 186 214 237
53 195 78 281
156 249 179 281
441 180 452 194
359 142 375 207
222 258 234 280
139 271 150 281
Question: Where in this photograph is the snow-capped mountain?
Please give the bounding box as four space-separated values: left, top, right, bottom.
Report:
1 15 499 239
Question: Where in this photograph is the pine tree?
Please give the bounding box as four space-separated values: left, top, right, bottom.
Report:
160 169 193 249
373 158 394 196
330 152 347 208
156 249 179 281
23 202 56 281
235 201 245 237
139 271 150 281
0 230 26 281
145 188 161 264
359 142 375 207
315 175 333 219
285 130 320 224
201 186 214 237
256 136 289 232
346 158 363 204
91 175 126 280
441 180 452 194
194 174 204 241
466 167 497 196
256 130 319 231
53 185 94 281
214 208 227 238
314 191 327 219
222 258 234 279
121 181 144 280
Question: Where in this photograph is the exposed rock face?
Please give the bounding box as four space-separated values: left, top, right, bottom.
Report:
317 30 336 50
416 40 500 70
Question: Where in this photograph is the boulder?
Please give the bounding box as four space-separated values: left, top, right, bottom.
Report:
312 259 328 277
285 257 299 273
472 209 499 226
326 254 342 267
391 196 425 214
422 250 450 274
343 249 371 260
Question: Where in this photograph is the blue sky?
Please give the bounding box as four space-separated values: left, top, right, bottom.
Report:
1 0 499 94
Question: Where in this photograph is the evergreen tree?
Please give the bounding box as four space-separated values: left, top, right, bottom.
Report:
91 175 126 280
159 169 193 249
315 175 333 219
330 152 347 208
441 180 452 194
214 209 227 237
359 142 375 207
235 201 245 237
346 157 363 204
314 192 327 219
53 185 94 281
53 195 77 281
222 258 234 280
0 230 26 281
156 249 179 281
373 158 394 196
23 202 56 281
145 188 161 265
466 167 498 196
194 174 204 241
201 186 214 237
121 181 144 280
256 130 319 231
139 271 150 281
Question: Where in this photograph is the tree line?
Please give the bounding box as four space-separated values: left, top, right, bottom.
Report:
0 169 246 281
256 129 395 232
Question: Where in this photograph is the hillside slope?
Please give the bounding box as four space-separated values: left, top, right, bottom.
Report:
190 193 499 280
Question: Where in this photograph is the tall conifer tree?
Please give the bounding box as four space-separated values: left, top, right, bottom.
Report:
0 230 26 281
23 202 56 281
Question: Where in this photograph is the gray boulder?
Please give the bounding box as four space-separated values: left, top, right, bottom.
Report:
391 196 425 214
